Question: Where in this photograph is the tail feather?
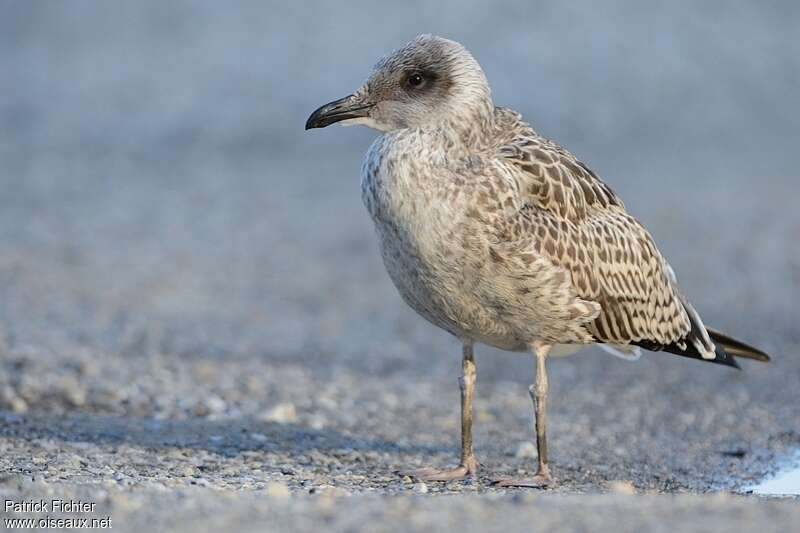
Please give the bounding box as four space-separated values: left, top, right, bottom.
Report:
706 327 771 363
632 298 770 369
633 337 741 369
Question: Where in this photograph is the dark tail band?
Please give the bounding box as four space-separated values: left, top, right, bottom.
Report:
634 327 770 369
706 327 771 363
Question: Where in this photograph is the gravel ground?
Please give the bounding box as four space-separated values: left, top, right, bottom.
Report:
1 2 799 531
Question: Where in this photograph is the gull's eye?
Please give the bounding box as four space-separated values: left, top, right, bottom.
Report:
407 73 425 88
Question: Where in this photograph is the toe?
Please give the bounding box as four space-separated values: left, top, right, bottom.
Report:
492 475 553 488
404 466 471 482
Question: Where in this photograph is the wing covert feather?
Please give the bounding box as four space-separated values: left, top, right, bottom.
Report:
491 108 692 346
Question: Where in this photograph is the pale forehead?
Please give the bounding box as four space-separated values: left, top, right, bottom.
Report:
373 36 465 74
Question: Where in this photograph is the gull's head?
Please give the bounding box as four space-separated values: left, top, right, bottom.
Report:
305 35 491 133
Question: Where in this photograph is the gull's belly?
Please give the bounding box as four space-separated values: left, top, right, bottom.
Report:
373 216 528 351
375 223 597 354
361 134 531 351
376 221 465 333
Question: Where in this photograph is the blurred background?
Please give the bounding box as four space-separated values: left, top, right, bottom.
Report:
0 0 799 496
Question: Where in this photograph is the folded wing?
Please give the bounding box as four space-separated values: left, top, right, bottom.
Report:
492 107 747 367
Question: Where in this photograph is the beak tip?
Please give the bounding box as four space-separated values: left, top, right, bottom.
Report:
305 95 370 132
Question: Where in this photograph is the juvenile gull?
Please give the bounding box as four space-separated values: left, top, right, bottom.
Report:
306 35 770 487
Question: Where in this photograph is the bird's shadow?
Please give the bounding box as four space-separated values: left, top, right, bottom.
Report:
0 410 444 459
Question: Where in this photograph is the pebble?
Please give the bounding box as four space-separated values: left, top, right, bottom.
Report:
308 414 327 430
609 481 637 495
205 395 227 414
265 482 291 499
261 403 297 424
310 485 349 497
175 465 198 477
1 386 28 413
516 442 537 459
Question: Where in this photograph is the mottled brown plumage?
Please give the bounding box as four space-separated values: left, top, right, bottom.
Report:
492 107 700 355
306 34 769 487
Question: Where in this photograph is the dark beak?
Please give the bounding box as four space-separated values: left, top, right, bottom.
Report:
305 95 373 130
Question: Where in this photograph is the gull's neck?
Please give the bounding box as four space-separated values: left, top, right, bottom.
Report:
418 97 496 153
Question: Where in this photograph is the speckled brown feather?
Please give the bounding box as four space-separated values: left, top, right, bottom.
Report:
491 107 698 350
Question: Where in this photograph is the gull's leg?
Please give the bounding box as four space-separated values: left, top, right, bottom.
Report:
406 342 479 481
494 343 554 488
